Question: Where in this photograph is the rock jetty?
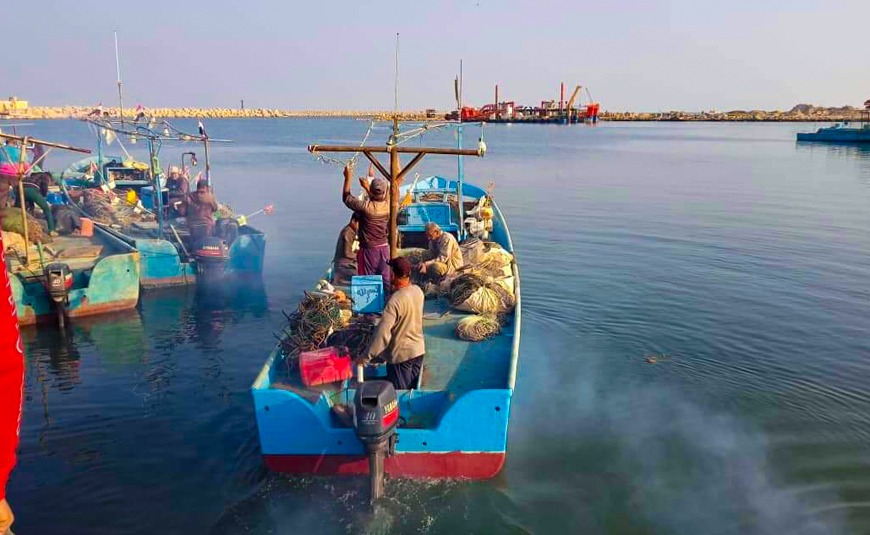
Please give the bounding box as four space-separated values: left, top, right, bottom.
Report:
601 104 868 122
9 106 434 121
4 104 866 122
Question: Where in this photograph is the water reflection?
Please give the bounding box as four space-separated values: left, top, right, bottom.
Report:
796 141 870 186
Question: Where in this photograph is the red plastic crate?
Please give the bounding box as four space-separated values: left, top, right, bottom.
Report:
298 347 352 387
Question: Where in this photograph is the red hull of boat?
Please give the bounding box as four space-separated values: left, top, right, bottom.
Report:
263 451 505 479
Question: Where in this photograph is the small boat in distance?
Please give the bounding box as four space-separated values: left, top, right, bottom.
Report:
797 99 870 142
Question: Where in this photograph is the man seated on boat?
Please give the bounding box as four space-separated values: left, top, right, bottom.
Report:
332 213 359 285
187 179 218 247
166 166 189 216
418 222 463 281
357 257 425 390
341 163 391 287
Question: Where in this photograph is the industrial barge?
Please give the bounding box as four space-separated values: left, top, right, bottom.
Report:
447 82 600 124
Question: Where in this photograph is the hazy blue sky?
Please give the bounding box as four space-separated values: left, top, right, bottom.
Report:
6 0 870 111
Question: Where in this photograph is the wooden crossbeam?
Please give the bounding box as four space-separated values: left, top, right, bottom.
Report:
0 132 90 153
309 143 482 256
308 144 479 156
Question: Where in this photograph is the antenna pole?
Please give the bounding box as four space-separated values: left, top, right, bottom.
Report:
457 60 465 239
114 31 124 123
394 33 400 114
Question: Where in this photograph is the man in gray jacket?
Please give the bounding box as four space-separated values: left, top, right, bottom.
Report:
419 222 463 281
358 257 425 390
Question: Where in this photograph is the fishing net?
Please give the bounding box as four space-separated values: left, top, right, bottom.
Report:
455 315 502 342
216 203 234 220
448 273 515 315
398 247 428 265
278 291 345 358
0 208 50 244
1 230 26 255
327 319 376 361
81 189 151 228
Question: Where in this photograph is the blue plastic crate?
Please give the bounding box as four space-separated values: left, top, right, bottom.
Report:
45 192 66 205
351 275 384 314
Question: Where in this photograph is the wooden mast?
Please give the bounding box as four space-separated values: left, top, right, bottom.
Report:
309 136 480 257
15 137 30 265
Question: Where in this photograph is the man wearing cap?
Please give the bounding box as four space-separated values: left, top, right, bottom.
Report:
187 179 218 247
342 163 391 287
358 257 425 390
419 222 463 281
166 166 189 217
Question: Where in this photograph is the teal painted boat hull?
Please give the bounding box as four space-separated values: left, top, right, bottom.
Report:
98 224 266 289
136 238 197 288
10 230 141 326
797 125 870 142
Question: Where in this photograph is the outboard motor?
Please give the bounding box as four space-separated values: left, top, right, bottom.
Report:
353 380 399 502
193 237 230 283
43 263 73 328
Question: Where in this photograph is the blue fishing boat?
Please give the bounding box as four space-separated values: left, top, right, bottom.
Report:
1 132 140 327
252 122 520 485
797 100 870 142
61 120 267 288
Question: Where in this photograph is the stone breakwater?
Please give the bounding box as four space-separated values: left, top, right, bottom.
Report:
6 104 867 122
11 106 433 121
602 104 868 122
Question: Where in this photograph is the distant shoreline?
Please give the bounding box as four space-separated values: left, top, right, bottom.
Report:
2 106 866 123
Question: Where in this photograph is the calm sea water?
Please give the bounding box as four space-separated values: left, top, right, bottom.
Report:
7 119 870 534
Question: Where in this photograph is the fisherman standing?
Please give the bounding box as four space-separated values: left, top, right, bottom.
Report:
187 179 218 247
418 222 463 281
166 166 189 216
332 213 359 285
341 163 391 287
357 257 425 390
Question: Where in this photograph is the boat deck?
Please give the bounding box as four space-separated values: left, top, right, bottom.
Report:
417 297 513 393
268 289 514 403
7 234 110 277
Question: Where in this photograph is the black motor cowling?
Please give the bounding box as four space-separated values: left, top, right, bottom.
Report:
354 380 399 443
43 263 73 328
44 263 73 303
353 380 399 502
194 237 230 282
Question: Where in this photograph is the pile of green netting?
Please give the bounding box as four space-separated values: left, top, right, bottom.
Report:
327 320 376 362
0 208 50 244
278 292 343 357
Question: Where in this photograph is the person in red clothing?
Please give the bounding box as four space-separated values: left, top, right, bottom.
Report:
0 235 25 534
